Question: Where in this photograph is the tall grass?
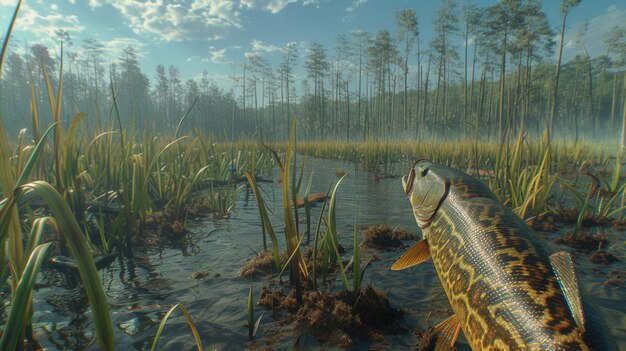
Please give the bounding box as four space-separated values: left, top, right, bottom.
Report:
245 121 367 298
300 131 613 220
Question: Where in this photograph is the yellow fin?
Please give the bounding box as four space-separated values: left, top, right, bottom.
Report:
550 251 585 332
391 239 430 270
433 314 462 351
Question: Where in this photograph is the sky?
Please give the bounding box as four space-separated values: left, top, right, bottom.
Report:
0 0 625 90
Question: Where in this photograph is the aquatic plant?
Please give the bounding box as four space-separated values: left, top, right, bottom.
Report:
0 123 115 350
0 5 114 348
150 303 202 351
261 119 308 302
247 283 263 340
492 130 558 219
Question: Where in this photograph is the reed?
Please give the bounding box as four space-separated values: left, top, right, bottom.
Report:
150 303 202 351
250 119 308 303
0 126 115 350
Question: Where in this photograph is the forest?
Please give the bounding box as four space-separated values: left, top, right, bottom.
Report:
1 0 625 143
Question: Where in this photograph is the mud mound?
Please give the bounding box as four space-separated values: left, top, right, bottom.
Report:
258 285 404 346
239 251 288 278
362 224 415 249
554 232 609 250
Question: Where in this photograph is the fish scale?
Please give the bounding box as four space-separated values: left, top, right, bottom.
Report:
393 160 618 351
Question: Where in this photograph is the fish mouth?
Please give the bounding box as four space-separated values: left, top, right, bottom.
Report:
403 166 417 195
402 175 409 194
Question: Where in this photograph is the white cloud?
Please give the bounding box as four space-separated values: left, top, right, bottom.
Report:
186 55 210 63
100 37 148 62
88 0 103 8
16 3 83 38
346 0 367 12
265 0 298 14
250 39 282 53
210 47 228 64
561 5 626 61
0 0 19 6
238 0 317 14
89 0 241 42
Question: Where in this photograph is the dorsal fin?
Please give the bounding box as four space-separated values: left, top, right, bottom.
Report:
391 239 430 270
433 314 462 351
550 251 585 332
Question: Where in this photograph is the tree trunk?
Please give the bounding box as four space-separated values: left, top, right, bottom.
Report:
621 72 626 149
550 12 568 134
498 25 508 143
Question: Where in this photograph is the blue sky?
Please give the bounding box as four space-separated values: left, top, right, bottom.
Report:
1 0 625 90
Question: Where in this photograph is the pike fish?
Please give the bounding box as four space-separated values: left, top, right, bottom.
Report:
392 160 617 351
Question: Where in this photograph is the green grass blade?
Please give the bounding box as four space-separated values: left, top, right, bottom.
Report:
247 283 254 340
25 217 49 256
150 303 202 351
20 181 115 350
15 122 58 188
327 174 349 292
278 231 307 278
611 154 622 193
243 171 281 270
311 184 332 291
280 118 308 278
174 97 198 139
352 213 360 292
0 242 51 351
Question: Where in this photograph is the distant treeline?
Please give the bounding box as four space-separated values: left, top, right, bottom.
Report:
1 0 625 143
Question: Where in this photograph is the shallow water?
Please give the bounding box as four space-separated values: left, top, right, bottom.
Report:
29 158 626 350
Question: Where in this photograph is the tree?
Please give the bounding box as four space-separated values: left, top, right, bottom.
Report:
333 34 353 140
483 0 525 141
352 30 371 141
168 65 182 117
155 64 169 122
605 25 626 147
395 8 419 134
305 42 329 138
460 1 480 137
430 0 459 136
280 42 298 138
513 2 553 133
185 78 200 126
82 38 105 110
118 46 151 123
368 29 398 139
550 0 581 133
246 54 269 135
2 53 27 128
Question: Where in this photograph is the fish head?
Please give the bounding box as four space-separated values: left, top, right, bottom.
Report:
403 160 450 229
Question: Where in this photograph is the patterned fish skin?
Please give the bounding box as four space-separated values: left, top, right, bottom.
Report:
406 161 616 351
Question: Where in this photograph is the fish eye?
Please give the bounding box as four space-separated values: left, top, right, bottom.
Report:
421 168 428 177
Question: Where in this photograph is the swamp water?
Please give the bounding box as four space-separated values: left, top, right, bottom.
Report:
28 158 626 350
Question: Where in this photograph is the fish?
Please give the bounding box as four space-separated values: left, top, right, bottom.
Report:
392 160 618 351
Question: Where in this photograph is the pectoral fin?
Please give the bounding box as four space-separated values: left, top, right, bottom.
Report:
391 239 430 270
550 251 585 332
433 314 462 351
